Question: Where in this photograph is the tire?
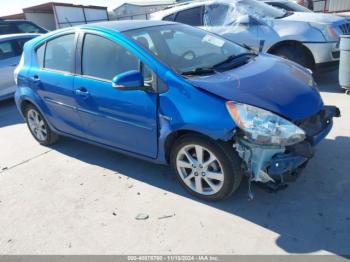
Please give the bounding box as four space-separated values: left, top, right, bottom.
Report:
170 134 243 201
24 104 59 146
273 45 310 69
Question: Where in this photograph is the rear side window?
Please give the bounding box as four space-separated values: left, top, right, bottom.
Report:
44 34 75 72
82 34 140 81
175 6 204 26
0 41 16 60
0 23 16 34
15 22 46 34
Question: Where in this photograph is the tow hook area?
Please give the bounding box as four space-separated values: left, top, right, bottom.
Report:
235 139 311 200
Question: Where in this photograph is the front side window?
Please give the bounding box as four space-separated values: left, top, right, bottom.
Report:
44 34 75 72
175 6 204 26
82 34 152 82
0 41 16 60
204 4 230 26
125 24 249 74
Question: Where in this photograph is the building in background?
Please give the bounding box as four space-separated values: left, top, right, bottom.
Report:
111 1 177 20
0 2 109 31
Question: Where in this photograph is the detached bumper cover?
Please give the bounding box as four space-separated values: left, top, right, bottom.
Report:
237 106 340 190
268 105 341 179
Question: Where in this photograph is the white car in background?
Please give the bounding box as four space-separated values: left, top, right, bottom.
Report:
0 34 40 101
151 0 350 71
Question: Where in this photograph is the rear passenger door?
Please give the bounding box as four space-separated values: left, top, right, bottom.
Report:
29 33 85 137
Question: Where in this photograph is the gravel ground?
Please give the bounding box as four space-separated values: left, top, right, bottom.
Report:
0 70 349 255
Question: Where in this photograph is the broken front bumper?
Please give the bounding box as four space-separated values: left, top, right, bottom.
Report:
236 105 341 191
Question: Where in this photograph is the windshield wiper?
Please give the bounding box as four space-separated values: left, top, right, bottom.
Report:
213 52 256 69
181 67 216 76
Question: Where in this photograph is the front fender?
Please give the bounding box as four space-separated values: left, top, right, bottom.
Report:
156 73 236 162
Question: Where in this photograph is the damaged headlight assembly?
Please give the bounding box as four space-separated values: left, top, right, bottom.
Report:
226 102 306 146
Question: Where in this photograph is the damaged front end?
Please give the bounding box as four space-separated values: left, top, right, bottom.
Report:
227 102 341 196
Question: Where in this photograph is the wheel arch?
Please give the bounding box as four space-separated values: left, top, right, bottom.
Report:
163 129 234 164
267 40 316 70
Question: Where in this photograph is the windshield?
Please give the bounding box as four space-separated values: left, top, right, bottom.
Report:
236 0 286 19
125 24 251 75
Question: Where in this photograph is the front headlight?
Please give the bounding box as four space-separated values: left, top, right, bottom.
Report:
309 22 339 42
226 102 306 146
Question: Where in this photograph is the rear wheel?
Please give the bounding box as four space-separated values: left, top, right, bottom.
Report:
170 134 243 201
24 104 59 146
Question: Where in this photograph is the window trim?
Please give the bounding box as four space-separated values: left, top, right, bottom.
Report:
78 31 155 85
34 32 78 75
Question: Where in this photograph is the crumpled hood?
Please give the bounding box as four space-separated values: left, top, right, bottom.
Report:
282 12 347 24
188 54 323 120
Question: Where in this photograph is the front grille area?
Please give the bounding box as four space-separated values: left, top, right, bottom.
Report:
339 23 350 35
294 110 328 138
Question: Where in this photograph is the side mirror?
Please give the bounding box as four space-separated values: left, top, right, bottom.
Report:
112 70 144 91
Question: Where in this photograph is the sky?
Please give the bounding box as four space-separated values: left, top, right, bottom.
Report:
0 0 145 16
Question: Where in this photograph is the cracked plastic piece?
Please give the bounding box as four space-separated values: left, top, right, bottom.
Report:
236 139 285 182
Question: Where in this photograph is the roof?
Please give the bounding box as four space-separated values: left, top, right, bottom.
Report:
0 33 41 41
0 13 26 20
114 1 175 10
23 2 107 13
81 20 176 32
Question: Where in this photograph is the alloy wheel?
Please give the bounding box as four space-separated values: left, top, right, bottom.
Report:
176 144 224 195
27 109 48 142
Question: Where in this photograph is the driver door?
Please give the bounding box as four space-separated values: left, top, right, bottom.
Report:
74 32 158 158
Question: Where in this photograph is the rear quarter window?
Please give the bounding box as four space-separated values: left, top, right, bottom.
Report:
36 44 45 68
174 6 204 26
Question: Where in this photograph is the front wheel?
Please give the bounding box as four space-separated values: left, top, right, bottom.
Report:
170 135 243 201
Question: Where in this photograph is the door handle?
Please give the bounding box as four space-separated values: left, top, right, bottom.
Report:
32 75 40 83
75 87 90 98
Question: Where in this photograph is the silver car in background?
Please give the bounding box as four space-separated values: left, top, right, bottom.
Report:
0 34 39 101
151 0 350 71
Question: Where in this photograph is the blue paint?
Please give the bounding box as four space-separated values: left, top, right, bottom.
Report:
15 21 328 165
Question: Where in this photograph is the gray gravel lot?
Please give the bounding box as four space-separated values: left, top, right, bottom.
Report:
0 70 349 255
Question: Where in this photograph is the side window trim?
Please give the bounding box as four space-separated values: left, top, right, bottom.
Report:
34 32 78 75
77 31 157 86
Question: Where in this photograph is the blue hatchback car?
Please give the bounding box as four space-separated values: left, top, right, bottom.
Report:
15 20 340 200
